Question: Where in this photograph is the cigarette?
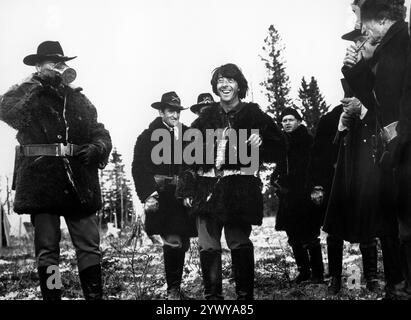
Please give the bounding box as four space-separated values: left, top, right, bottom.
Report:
355 37 369 52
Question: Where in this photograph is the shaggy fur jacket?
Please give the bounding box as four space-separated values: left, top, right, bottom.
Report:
0 74 112 216
176 102 286 226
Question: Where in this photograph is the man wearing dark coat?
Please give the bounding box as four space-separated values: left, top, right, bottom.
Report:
392 3 411 300
272 108 324 285
132 91 196 300
334 0 409 299
177 63 286 300
0 41 112 300
321 22 382 295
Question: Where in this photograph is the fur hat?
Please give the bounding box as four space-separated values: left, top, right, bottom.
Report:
280 107 303 121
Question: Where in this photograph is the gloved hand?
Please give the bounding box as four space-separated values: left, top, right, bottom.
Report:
77 143 102 166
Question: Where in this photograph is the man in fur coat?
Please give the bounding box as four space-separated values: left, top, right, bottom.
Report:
132 91 196 300
272 108 324 285
177 63 286 300
0 41 112 300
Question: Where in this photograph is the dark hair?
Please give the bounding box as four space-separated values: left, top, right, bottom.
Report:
210 63 248 100
361 0 406 22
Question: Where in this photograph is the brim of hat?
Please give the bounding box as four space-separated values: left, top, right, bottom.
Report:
190 103 213 114
151 102 187 111
341 29 363 41
23 54 77 66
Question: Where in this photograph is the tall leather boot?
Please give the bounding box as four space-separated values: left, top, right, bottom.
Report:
399 240 411 298
307 239 324 284
291 244 311 284
327 235 343 295
231 246 255 300
163 246 188 300
199 249 223 300
359 240 379 292
38 266 62 301
380 236 407 299
79 264 103 300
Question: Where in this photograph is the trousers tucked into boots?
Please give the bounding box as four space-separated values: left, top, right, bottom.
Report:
163 245 186 299
290 244 311 283
199 249 223 300
327 235 343 294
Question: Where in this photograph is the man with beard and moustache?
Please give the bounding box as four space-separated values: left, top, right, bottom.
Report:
132 91 197 300
338 0 409 299
177 63 286 300
272 108 324 285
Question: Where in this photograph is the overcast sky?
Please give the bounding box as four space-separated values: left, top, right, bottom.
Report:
1 0 410 202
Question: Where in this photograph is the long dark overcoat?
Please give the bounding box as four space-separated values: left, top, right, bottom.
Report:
0 74 112 216
132 117 197 237
325 21 410 241
273 125 320 241
176 102 286 226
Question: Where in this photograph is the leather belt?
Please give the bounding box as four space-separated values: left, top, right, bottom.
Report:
16 143 81 157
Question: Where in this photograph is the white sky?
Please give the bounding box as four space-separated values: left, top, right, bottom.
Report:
1 0 410 199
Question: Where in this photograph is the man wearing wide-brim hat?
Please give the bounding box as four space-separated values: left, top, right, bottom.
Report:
132 91 197 300
190 93 215 115
0 40 112 300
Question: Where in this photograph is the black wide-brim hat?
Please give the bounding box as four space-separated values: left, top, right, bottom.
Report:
23 41 77 66
341 28 363 41
151 91 187 111
190 93 215 114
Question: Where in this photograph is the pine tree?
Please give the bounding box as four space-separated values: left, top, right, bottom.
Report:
298 76 329 135
260 25 294 122
100 148 134 229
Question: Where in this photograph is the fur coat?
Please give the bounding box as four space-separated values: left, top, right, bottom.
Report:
176 102 286 226
132 117 197 237
0 74 112 216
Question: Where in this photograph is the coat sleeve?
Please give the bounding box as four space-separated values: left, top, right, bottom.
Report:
131 131 158 203
0 81 42 130
77 91 112 168
259 112 287 164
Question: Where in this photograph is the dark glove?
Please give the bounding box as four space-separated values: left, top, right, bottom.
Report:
77 143 102 166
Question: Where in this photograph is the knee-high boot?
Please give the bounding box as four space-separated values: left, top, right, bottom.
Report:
307 239 324 283
290 244 311 284
38 266 62 300
79 264 103 300
327 235 343 295
163 245 186 300
199 249 223 300
359 240 379 292
231 246 254 300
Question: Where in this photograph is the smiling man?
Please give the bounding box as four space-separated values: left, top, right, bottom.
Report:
132 91 197 300
177 63 286 300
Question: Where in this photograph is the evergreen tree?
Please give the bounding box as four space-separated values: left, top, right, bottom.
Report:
100 148 134 229
298 76 329 135
260 25 293 122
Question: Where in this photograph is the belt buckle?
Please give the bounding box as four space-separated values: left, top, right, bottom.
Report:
58 143 72 157
214 168 224 178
